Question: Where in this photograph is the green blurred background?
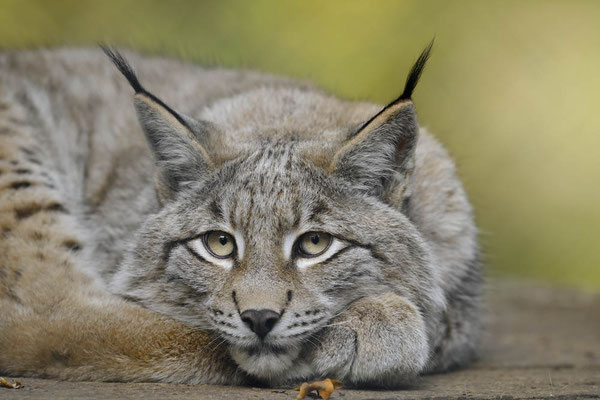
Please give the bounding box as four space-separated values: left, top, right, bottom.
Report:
1 0 598 290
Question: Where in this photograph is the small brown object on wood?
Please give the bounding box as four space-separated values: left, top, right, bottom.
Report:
0 377 24 389
294 378 343 399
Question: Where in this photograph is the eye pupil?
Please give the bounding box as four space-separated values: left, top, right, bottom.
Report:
310 234 320 244
219 235 228 246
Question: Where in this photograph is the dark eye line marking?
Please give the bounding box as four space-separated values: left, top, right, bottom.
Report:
163 238 188 264
315 245 355 265
183 243 210 263
344 238 389 264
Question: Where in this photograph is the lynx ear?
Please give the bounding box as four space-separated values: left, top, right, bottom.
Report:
330 41 432 198
101 46 214 202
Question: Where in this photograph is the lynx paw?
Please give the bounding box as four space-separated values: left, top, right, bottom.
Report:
307 293 429 387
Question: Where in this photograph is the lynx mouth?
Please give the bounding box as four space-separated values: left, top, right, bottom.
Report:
230 343 304 379
242 343 289 356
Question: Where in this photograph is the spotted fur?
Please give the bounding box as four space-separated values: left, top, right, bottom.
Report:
0 47 481 387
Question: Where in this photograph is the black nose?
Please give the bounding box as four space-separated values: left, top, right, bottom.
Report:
240 309 280 339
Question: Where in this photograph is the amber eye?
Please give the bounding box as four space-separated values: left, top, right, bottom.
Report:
203 231 235 258
297 232 332 257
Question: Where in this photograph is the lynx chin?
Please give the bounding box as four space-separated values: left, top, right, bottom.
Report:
0 43 481 388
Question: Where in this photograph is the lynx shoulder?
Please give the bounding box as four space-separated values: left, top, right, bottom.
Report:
0 45 481 386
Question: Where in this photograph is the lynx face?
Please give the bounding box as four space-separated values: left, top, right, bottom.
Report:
114 140 432 379
105 46 439 380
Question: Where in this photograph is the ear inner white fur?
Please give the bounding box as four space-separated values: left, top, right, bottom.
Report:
330 101 419 197
134 94 214 195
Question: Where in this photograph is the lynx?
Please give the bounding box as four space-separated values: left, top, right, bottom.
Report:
0 44 481 387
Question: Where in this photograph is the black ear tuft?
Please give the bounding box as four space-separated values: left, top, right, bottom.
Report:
100 44 144 94
100 44 191 129
351 39 433 137
399 39 434 101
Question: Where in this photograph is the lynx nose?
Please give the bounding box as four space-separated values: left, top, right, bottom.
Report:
240 309 280 339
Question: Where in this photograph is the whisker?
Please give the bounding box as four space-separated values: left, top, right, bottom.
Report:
211 337 229 353
195 333 225 354
305 336 321 351
320 318 355 328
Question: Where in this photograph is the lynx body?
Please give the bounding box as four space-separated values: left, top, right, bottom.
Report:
0 47 481 387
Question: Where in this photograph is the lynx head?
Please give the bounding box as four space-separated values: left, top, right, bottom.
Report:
103 44 441 381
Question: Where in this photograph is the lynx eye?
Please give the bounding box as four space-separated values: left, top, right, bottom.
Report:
203 231 235 258
297 232 332 257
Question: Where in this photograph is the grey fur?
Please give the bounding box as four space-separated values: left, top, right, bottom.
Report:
0 47 481 387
